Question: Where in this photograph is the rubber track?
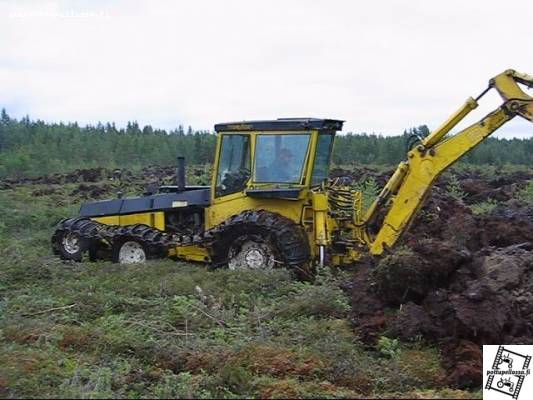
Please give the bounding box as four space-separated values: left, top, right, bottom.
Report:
51 210 310 266
51 217 173 259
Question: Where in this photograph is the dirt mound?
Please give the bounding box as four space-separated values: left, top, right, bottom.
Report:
346 168 533 388
348 244 533 387
347 240 533 388
0 182 14 190
372 242 470 305
70 183 117 199
393 243 533 343
0 167 109 187
330 166 393 187
401 186 533 250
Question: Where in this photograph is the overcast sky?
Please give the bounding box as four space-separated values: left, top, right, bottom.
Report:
1 0 532 137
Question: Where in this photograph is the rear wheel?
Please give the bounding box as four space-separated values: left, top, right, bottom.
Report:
211 210 311 277
228 237 277 270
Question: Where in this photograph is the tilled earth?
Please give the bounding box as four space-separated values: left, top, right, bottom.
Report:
332 166 533 388
0 165 211 199
2 164 532 390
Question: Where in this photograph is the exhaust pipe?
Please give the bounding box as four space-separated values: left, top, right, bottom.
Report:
176 156 186 191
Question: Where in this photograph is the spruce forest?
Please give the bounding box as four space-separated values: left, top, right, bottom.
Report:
1 108 532 179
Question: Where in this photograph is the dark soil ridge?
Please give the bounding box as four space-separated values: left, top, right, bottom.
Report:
340 167 533 389
0 165 210 198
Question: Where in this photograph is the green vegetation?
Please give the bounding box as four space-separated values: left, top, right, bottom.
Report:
0 109 214 179
445 175 467 202
518 181 533 204
469 199 498 215
0 182 479 398
377 336 401 358
1 109 532 179
353 176 381 212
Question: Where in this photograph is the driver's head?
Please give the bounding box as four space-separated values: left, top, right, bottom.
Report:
278 148 294 163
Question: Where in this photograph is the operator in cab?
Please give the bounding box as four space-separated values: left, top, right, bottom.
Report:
268 148 295 182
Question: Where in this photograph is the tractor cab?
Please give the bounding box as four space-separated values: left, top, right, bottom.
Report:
213 118 344 200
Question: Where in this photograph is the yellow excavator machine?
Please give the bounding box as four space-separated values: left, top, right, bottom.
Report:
52 69 533 273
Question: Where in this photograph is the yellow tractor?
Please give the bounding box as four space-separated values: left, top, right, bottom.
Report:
52 69 532 273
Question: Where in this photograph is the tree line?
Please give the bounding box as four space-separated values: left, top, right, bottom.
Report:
0 109 214 178
0 109 532 179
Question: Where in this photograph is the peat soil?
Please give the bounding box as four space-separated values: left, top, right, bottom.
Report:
333 166 533 388
0 165 210 198
3 164 533 389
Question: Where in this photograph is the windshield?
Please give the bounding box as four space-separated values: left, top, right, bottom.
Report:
254 134 310 183
311 134 334 185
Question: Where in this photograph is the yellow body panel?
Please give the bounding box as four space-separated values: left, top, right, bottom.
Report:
93 215 120 225
169 245 211 262
311 193 328 245
92 212 165 231
207 195 307 229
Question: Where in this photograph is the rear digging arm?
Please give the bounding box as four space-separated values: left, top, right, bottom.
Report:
363 69 533 254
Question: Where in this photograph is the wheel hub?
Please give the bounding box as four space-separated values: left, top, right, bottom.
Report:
228 240 274 270
118 241 146 264
62 232 81 254
245 248 266 269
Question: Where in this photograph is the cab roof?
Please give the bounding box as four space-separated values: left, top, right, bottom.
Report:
215 118 344 132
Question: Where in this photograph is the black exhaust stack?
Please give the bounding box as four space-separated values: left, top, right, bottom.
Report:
176 156 186 192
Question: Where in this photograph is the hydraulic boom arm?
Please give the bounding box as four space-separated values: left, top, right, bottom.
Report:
363 69 533 255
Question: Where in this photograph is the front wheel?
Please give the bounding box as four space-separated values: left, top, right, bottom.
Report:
113 239 148 264
52 218 101 262
55 231 87 261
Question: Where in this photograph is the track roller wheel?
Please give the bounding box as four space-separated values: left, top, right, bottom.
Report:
110 224 168 264
112 238 148 264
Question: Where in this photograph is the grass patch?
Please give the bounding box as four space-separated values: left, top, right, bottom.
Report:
518 180 533 204
469 199 498 215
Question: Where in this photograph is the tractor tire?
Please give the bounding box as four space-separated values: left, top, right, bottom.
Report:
210 210 311 277
51 218 97 261
227 233 278 270
53 230 86 261
52 219 169 263
110 224 168 263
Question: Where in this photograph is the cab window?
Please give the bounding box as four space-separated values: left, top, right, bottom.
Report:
215 134 250 197
254 134 310 184
311 134 334 185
